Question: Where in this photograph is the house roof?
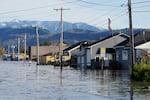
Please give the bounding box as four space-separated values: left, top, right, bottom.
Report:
89 34 118 46
63 41 92 52
64 33 129 52
118 30 150 47
134 30 150 46
115 38 130 47
89 33 129 47
135 41 150 49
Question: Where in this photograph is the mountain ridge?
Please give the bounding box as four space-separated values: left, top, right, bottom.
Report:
0 20 148 48
0 20 102 33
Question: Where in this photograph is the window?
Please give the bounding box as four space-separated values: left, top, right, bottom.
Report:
95 56 99 62
116 51 119 61
122 50 128 60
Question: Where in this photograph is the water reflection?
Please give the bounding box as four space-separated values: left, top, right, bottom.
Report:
0 61 150 100
130 84 133 100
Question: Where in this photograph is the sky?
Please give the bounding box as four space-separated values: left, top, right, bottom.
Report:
0 0 150 29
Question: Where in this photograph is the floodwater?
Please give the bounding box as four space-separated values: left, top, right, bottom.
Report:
0 61 150 100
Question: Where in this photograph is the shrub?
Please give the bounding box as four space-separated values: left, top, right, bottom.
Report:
132 54 150 82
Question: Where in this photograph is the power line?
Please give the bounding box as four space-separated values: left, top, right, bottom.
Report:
133 10 150 12
69 0 128 26
68 0 128 26
0 1 73 15
0 11 56 18
96 12 127 29
88 7 118 23
76 0 120 7
94 9 128 28
132 4 150 9
88 8 118 25
132 0 150 4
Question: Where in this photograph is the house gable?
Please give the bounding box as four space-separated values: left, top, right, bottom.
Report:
63 41 91 56
135 41 150 50
89 33 129 60
90 33 129 48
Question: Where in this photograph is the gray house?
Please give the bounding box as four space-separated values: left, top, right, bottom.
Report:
63 41 91 67
72 33 129 69
115 30 150 69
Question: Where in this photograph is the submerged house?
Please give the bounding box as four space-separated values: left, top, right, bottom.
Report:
65 33 129 69
135 31 150 55
77 33 129 69
64 41 90 67
115 30 150 69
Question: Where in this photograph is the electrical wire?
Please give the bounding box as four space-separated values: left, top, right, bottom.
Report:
70 0 128 26
0 1 73 15
94 8 128 26
1 0 148 29
76 0 120 7
95 11 128 28
132 0 150 4
133 10 150 12
88 7 127 25
132 4 150 9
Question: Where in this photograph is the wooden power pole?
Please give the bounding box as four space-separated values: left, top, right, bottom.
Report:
128 0 135 76
36 26 40 65
24 33 27 60
18 37 20 61
54 7 69 71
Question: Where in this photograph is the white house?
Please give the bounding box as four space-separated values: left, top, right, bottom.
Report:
135 41 150 53
63 41 91 67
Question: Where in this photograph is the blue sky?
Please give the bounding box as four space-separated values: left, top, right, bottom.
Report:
0 0 150 29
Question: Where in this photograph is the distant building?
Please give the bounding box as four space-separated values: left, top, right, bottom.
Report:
29 45 59 61
39 53 56 64
29 45 68 64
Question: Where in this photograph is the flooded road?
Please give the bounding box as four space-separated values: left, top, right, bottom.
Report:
0 61 150 100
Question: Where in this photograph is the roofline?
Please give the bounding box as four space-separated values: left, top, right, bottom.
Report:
89 33 129 48
67 45 80 52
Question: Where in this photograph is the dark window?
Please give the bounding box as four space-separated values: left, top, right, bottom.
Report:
95 57 99 62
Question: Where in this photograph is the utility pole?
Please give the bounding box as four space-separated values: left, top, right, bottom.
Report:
128 0 135 76
8 45 10 55
18 37 20 61
36 26 40 65
24 33 27 60
54 7 70 71
11 45 15 60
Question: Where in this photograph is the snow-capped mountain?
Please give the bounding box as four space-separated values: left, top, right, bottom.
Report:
0 20 102 33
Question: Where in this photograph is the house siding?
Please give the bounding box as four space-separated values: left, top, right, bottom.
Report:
86 49 91 66
69 47 80 56
116 48 131 69
91 36 127 60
